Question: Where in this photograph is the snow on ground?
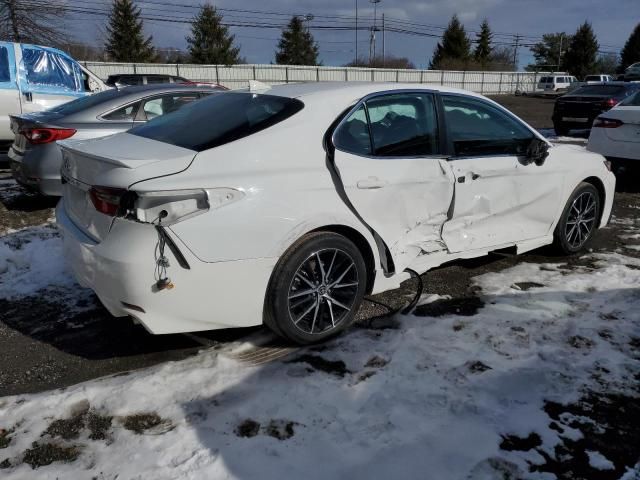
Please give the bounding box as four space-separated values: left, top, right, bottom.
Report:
1 245 639 479
586 450 615 471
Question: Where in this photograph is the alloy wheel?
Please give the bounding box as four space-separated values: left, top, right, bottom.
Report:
565 191 597 249
287 248 360 335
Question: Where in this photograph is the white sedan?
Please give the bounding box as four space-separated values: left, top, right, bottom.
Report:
56 83 615 344
587 91 640 169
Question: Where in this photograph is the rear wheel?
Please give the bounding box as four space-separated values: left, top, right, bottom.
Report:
264 232 367 345
553 182 601 254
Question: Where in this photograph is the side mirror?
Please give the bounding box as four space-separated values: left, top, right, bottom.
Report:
526 138 550 166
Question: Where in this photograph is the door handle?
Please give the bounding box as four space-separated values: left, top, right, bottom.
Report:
23 91 33 102
357 177 387 189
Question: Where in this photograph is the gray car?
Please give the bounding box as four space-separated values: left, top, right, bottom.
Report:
9 83 224 195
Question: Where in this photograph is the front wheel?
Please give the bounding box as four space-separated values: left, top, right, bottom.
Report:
553 182 601 255
264 232 367 345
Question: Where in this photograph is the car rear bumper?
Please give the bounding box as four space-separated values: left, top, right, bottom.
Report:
9 143 63 196
56 201 278 334
587 129 640 162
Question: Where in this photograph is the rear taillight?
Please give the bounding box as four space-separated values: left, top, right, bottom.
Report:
593 117 624 128
603 98 618 108
21 128 76 144
89 186 127 216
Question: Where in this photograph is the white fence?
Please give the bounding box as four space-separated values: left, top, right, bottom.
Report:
82 61 548 95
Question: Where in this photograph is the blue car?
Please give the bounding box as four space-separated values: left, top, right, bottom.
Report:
0 41 107 155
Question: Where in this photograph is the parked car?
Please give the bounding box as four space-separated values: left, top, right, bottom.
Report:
56 83 615 344
0 41 107 155
105 74 190 87
9 84 223 195
584 74 614 84
587 91 640 170
537 75 578 93
552 82 640 135
624 62 640 81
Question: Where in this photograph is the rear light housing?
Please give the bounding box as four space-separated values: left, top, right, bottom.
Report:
89 186 127 216
21 127 76 144
603 98 618 108
593 117 624 128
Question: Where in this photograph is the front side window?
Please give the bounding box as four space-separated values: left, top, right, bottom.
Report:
0 47 10 83
443 95 534 157
130 92 304 151
21 47 79 91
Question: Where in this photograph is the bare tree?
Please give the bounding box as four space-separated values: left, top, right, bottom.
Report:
0 0 69 46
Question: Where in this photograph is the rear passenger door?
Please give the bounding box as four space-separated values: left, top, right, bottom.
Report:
441 94 561 252
331 91 455 273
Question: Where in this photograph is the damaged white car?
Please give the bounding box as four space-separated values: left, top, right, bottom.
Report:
56 83 615 344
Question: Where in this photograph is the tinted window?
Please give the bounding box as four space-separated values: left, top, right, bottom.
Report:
48 88 123 115
146 76 171 84
443 95 534 157
103 102 140 121
540 77 550 83
620 91 640 106
0 47 9 82
22 48 79 91
130 92 303 151
585 76 600 82
141 93 200 120
333 105 371 155
120 76 143 85
366 93 438 156
572 85 626 95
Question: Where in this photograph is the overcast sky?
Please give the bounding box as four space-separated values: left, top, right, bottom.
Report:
71 0 640 68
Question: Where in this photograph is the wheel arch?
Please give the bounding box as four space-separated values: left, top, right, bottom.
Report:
582 176 606 227
309 224 377 294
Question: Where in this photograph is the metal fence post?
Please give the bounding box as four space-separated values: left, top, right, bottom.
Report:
440 70 445 85
462 70 466 89
396 69 399 82
345 69 348 81
215 65 219 84
285 67 289 83
371 69 374 82
480 71 485 94
252 65 256 80
133 63 137 74
420 69 424 84
316 67 320 82
499 72 503 94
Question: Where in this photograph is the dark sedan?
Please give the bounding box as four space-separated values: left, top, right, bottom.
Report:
9 84 223 196
552 82 640 135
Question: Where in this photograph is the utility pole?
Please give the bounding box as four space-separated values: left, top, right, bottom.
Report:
512 34 521 70
6 0 21 42
382 12 385 67
304 14 314 34
355 0 358 65
557 33 564 72
369 0 381 64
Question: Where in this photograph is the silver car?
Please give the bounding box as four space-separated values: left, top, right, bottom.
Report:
9 84 224 195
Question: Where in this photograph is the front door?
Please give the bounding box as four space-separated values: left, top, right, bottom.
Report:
0 42 20 142
331 91 454 273
440 94 561 253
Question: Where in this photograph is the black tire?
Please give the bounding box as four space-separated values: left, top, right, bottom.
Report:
554 123 570 136
553 182 601 255
264 232 367 345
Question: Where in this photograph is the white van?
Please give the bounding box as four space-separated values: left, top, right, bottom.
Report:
537 75 578 92
0 41 107 154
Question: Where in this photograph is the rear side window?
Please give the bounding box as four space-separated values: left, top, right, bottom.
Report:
443 95 534 157
140 93 200 120
620 91 640 106
146 76 170 84
0 47 10 83
21 47 79 91
130 92 304 151
102 102 140 121
333 105 371 155
48 88 122 115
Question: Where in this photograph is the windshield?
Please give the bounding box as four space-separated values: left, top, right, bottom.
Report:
571 85 626 95
130 92 304 151
47 88 123 115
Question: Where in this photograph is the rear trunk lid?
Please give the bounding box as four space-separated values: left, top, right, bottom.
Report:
60 132 197 241
602 106 640 143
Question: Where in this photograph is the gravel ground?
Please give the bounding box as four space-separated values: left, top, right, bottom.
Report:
0 95 637 398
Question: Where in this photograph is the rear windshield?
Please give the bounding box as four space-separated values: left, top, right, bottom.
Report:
47 88 123 115
130 92 304 151
620 91 640 106
571 85 626 95
584 76 601 82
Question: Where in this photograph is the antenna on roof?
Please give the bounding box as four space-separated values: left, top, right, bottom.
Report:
248 80 271 92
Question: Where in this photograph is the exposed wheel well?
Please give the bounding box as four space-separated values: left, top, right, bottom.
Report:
582 176 606 227
310 225 376 294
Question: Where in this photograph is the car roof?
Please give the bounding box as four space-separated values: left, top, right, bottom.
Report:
108 73 184 79
260 81 486 104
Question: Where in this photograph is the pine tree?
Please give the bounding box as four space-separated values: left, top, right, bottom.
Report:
564 22 599 79
429 15 471 69
275 16 319 66
104 0 155 62
474 19 493 65
528 33 569 71
187 5 240 65
620 23 640 70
